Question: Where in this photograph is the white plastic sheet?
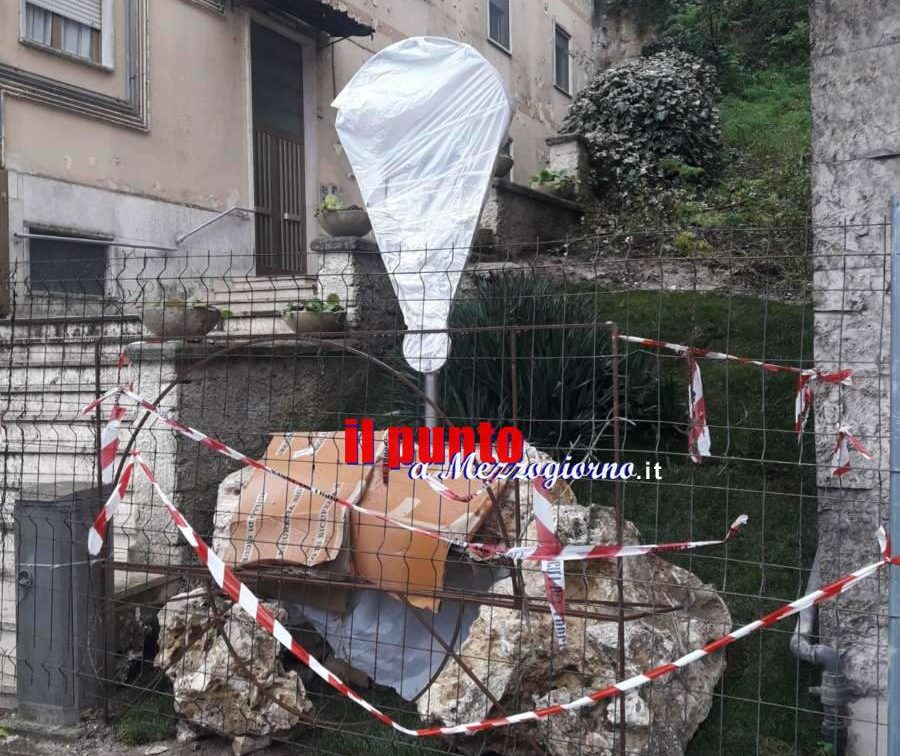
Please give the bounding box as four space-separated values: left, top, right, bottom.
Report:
293 562 504 700
333 37 513 373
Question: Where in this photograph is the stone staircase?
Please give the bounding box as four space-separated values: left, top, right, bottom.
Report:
211 275 318 336
0 277 322 695
0 300 142 696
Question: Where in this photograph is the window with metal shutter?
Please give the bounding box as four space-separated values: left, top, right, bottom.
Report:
27 0 101 29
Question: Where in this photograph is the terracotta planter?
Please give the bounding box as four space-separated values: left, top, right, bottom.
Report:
282 309 347 335
141 305 221 340
493 154 514 178
318 208 372 237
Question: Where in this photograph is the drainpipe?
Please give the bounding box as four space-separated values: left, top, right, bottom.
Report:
790 547 849 753
1 91 6 169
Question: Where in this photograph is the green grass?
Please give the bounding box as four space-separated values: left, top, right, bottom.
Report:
585 290 821 755
686 65 811 228
114 689 178 746
721 66 811 163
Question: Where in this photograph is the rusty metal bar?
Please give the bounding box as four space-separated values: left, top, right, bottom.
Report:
610 321 627 756
110 560 681 623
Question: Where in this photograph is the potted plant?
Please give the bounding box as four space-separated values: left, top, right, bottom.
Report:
315 194 372 238
140 288 224 340
529 168 576 199
282 293 347 335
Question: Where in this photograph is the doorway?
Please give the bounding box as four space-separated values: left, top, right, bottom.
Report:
251 23 306 274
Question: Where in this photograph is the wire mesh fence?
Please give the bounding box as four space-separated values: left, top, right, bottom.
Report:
0 219 892 756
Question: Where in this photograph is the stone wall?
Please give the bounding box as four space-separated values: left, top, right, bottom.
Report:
810 2 900 753
592 1 657 69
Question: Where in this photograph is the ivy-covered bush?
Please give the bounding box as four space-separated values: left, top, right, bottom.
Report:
563 50 722 203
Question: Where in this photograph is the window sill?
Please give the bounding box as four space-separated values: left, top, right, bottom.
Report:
553 84 572 98
487 36 512 57
19 38 113 73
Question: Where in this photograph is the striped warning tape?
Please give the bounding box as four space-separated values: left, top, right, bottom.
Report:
795 369 853 440
618 334 854 460
503 513 748 562
103 452 896 738
687 355 711 463
99 402 127 485
829 426 872 478
82 387 749 565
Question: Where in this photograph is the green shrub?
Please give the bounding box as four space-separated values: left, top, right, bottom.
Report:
672 230 715 256
563 50 721 204
441 272 669 456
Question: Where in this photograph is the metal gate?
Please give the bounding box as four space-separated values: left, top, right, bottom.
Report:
253 127 306 274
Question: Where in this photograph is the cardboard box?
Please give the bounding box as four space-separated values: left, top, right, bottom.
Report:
223 431 500 613
221 431 377 611
353 463 498 611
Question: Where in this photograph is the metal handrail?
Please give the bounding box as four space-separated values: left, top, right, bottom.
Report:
14 232 177 252
174 206 257 245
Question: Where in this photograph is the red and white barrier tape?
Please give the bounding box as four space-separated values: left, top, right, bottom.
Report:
687 356 711 463
503 513 748 562
794 369 854 440
87 457 134 554
531 478 568 646
82 388 749 566
99 402 127 485
619 334 835 375
418 465 500 504
619 335 854 451
829 426 873 478
95 454 897 738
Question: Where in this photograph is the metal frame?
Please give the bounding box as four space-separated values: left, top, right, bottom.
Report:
888 195 899 756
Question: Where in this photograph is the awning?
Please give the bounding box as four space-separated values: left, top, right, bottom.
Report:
240 0 373 38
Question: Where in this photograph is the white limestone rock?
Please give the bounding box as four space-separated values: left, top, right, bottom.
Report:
156 588 311 740
417 480 731 756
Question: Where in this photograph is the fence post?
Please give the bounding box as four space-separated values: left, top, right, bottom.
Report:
890 196 900 756
424 371 439 428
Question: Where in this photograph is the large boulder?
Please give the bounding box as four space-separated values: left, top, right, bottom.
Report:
156 588 312 740
418 482 731 756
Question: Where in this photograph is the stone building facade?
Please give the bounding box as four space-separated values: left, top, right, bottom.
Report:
810 2 900 753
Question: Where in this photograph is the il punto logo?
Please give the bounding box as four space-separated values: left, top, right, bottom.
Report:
344 419 653 486
345 419 524 468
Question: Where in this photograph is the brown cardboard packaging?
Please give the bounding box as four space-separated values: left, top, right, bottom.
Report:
223 431 499 612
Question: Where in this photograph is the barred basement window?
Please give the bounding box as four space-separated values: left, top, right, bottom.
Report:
29 234 107 296
24 1 102 65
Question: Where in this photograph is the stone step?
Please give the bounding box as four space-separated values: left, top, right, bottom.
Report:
215 275 318 296
0 363 131 392
5 418 134 445
2 386 110 417
0 316 142 344
218 315 295 337
2 449 97 485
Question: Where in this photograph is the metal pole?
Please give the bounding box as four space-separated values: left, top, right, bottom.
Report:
889 196 900 756
424 371 439 428
609 321 627 756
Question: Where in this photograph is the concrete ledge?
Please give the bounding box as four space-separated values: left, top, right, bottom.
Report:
0 715 82 740
545 133 587 147
492 178 581 212
310 235 379 254
479 179 583 254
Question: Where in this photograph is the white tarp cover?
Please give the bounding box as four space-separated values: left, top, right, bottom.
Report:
294 561 504 700
333 36 513 373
